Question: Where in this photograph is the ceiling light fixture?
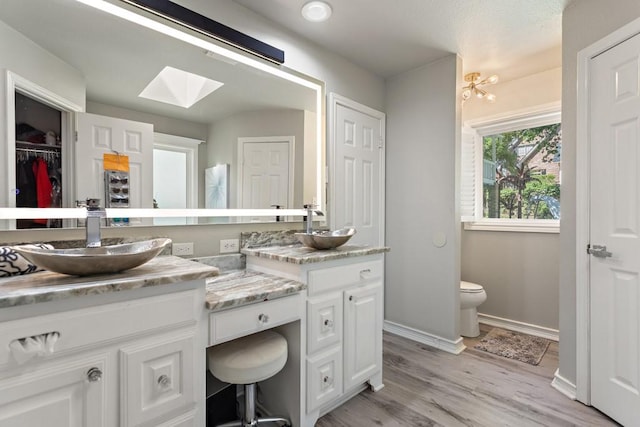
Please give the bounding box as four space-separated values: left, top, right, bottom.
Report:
301 1 332 22
461 72 498 102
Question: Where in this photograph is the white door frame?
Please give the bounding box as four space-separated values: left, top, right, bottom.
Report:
236 136 295 209
153 132 202 210
5 71 83 212
328 93 386 245
575 15 640 405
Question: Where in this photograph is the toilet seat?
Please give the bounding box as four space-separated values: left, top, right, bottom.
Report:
460 281 484 293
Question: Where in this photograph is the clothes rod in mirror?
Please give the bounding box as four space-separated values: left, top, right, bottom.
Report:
0 208 321 220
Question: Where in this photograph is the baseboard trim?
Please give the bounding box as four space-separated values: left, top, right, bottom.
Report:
478 313 559 342
383 320 466 354
551 369 577 400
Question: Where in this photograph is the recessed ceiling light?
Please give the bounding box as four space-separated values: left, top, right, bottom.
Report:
301 1 332 22
139 66 224 108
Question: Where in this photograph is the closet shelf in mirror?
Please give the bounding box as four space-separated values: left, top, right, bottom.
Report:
16 141 61 151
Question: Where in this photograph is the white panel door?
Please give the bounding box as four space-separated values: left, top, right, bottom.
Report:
590 31 640 426
332 95 385 246
240 140 291 209
343 282 382 391
76 112 153 225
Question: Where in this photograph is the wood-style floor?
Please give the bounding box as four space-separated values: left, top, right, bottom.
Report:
316 325 619 427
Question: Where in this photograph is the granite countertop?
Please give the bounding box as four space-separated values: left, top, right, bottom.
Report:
0 255 219 308
205 269 305 311
241 244 390 264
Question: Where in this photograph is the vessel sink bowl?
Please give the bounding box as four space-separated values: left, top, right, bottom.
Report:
13 238 172 276
295 228 356 250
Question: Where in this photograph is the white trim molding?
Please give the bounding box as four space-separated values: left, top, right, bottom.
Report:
383 320 466 355
464 219 559 233
575 15 640 406
478 313 559 342
552 369 577 400
153 132 203 211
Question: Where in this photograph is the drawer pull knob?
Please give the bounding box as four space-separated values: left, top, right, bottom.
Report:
258 313 269 323
323 319 333 327
349 295 354 301
87 367 103 382
322 375 333 386
157 374 171 388
360 268 371 275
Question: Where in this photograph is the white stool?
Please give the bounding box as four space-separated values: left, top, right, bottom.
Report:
207 330 291 427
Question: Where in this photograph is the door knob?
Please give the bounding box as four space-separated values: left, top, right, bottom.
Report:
587 244 612 258
87 367 103 382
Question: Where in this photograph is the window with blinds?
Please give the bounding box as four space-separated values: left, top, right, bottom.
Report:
461 105 561 233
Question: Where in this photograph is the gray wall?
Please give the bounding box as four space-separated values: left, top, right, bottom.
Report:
385 55 462 341
461 68 561 330
560 0 640 387
462 231 559 329
86 101 208 140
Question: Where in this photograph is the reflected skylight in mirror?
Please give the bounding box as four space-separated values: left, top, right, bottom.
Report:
139 66 224 108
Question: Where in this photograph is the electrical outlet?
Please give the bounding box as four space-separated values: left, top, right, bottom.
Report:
172 242 194 256
220 239 239 254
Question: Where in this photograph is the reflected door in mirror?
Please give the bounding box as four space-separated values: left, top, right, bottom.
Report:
76 113 153 226
239 137 294 211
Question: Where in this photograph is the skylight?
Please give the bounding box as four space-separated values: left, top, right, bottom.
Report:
139 66 223 108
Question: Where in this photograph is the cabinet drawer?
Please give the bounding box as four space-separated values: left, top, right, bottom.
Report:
307 259 383 296
0 290 199 368
120 330 196 427
306 346 342 412
307 294 342 354
209 293 303 346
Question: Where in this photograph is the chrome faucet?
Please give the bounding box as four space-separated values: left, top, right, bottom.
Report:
85 198 106 248
304 204 324 234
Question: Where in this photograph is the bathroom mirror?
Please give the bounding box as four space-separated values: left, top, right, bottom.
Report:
0 0 324 229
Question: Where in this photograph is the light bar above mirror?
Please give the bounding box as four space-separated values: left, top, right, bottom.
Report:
0 208 321 220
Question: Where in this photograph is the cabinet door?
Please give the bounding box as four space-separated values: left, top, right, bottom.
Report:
343 282 383 391
120 331 196 427
0 357 106 427
306 346 342 412
307 293 343 354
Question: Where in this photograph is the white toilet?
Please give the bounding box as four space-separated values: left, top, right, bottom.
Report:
460 281 487 337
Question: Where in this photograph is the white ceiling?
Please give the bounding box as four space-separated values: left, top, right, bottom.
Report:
234 0 571 81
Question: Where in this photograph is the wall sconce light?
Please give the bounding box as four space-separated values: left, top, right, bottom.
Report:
462 72 498 102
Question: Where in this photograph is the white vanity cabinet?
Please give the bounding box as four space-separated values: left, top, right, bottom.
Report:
305 258 384 413
0 286 206 427
245 251 386 426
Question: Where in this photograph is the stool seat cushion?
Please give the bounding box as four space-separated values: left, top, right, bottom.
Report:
207 330 288 384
